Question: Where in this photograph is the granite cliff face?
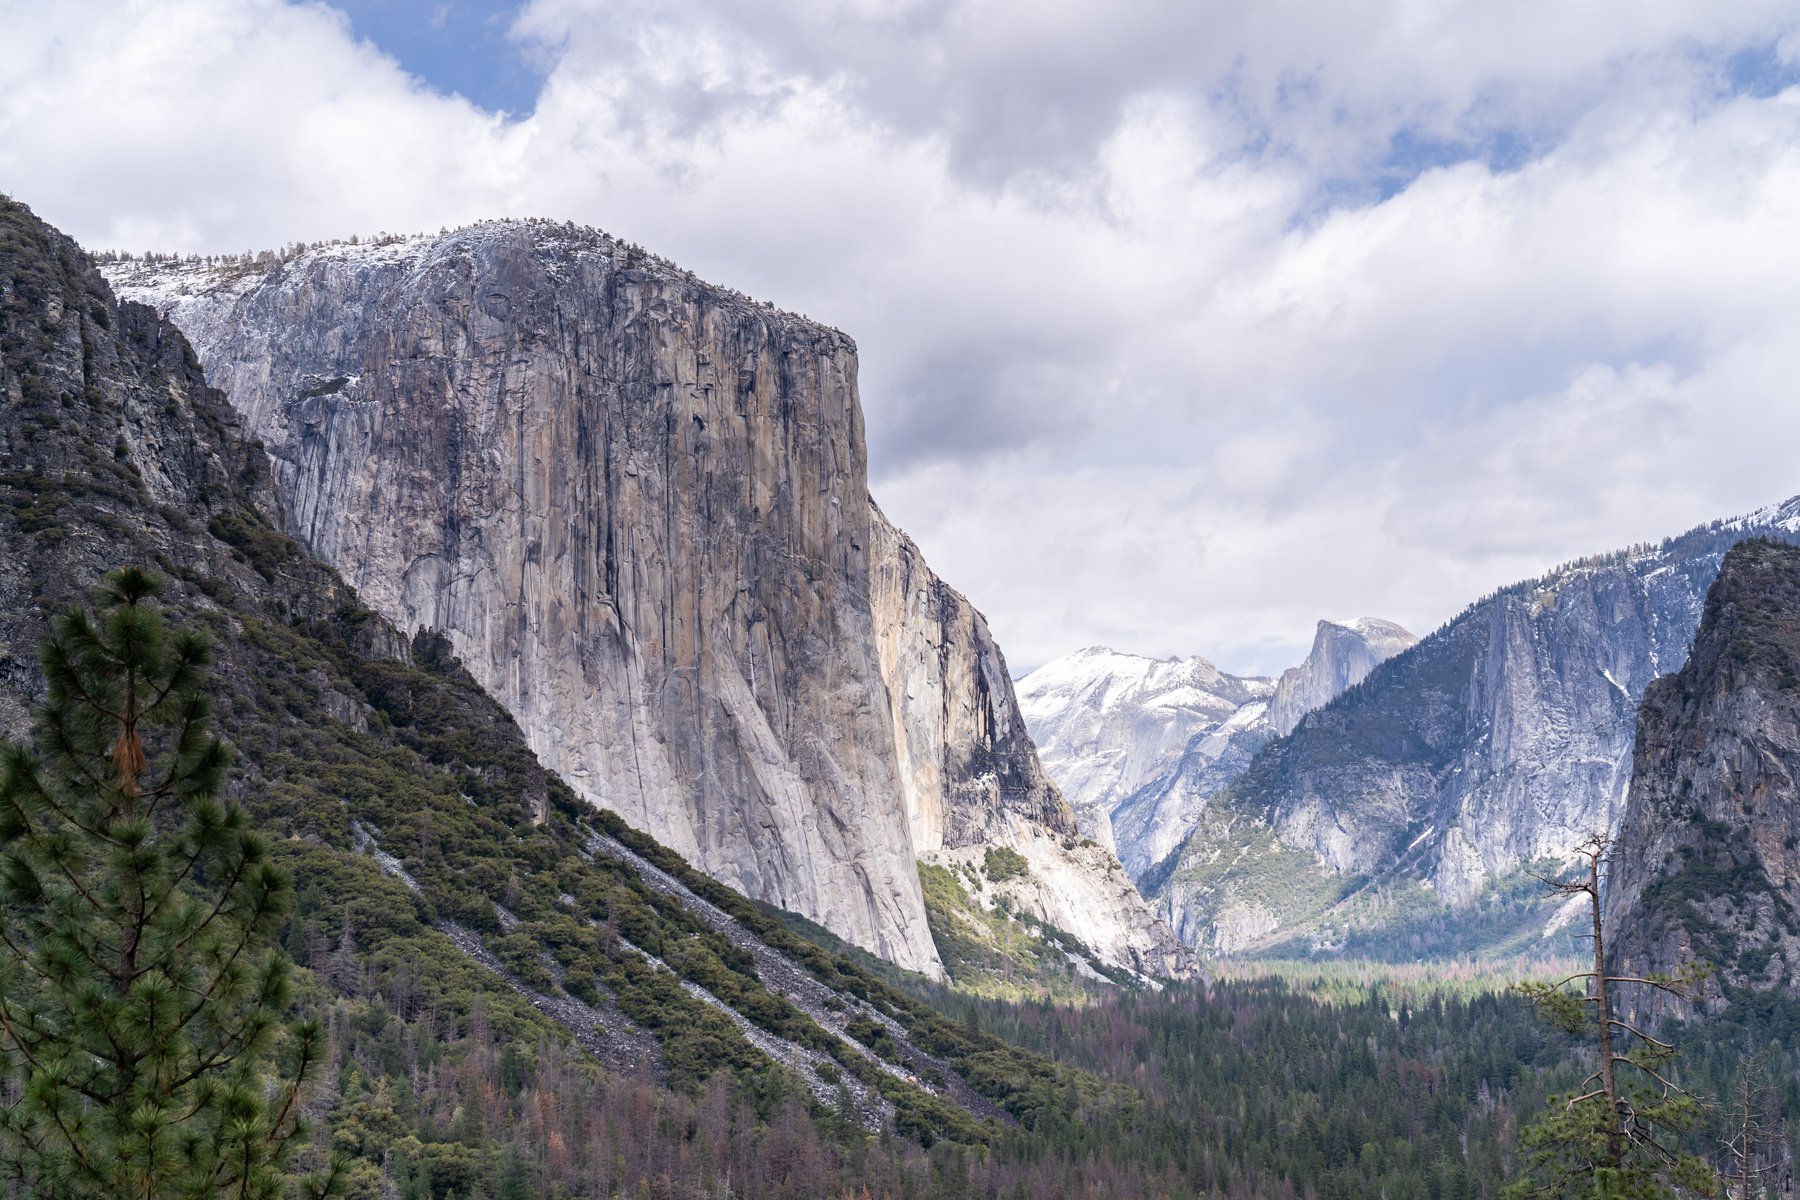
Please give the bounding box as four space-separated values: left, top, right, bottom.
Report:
1018 619 1415 883
1149 505 1800 957
1269 619 1419 738
872 600 1191 977
105 223 1184 980
2 200 1123 1132
1607 539 1800 1010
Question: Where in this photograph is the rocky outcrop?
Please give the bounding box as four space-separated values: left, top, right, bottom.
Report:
872 520 1192 978
0 200 293 747
0 197 585 937
1149 505 1800 958
105 223 1185 980
1606 539 1800 1009
1269 618 1418 737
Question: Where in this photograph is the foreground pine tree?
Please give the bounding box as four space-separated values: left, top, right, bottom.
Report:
0 568 339 1199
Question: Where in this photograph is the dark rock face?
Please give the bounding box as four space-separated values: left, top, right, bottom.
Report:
1606 539 1800 1010
1149 508 1800 955
1 197 324 737
105 224 1184 978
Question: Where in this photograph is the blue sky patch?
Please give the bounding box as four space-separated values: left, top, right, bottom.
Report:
1724 40 1800 99
327 0 543 115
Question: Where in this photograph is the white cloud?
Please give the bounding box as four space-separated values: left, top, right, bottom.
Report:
4 0 1800 673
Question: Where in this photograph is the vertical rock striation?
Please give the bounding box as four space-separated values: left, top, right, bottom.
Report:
1606 538 1800 1010
105 223 1185 980
1269 618 1419 737
109 226 933 972
871 512 1192 978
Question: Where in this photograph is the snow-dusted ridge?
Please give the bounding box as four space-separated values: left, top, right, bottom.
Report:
1020 619 1415 883
1145 492 1800 959
99 217 847 338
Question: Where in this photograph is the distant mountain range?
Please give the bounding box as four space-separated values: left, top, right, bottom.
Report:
1019 618 1417 878
1024 500 1800 961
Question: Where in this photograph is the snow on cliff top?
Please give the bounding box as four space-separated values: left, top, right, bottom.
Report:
99 218 846 340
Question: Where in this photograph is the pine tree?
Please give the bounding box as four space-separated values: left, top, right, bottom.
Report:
1508 834 1714 1200
494 1146 530 1200
0 568 341 1199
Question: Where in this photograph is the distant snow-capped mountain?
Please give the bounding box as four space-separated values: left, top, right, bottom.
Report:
1018 619 1416 879
1017 649 1274 856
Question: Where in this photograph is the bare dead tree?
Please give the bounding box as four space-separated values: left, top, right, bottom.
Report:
1508 833 1715 1200
1721 1050 1780 1200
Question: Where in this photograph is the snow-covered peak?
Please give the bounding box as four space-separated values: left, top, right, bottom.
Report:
1345 616 1415 643
1017 646 1277 855
1016 647 1258 723
1022 615 1419 874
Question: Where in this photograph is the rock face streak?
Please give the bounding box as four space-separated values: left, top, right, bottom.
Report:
1607 539 1800 1009
107 224 1183 979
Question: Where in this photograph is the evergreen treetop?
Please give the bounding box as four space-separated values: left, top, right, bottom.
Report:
0 568 339 1200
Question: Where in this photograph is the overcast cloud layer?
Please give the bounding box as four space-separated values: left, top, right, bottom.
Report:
4 0 1800 673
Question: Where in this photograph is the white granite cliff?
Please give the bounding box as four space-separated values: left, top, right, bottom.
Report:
872 514 1191 978
105 222 1188 980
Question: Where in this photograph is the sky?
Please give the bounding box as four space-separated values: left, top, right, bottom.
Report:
5 1 1800 675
